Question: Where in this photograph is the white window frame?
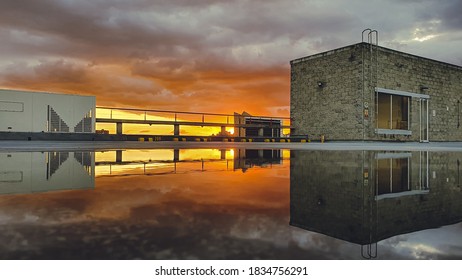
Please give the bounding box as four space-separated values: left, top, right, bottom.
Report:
375 88 430 136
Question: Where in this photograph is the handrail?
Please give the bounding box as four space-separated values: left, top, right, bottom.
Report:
96 106 291 120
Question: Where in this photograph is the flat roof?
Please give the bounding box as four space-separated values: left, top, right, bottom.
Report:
290 42 462 71
0 88 95 99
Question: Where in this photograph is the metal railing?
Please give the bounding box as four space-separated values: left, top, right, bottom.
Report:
96 106 291 126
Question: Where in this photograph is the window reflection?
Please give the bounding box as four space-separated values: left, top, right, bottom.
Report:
376 156 409 196
375 153 429 199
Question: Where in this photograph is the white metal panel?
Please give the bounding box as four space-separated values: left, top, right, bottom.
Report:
0 101 24 112
0 89 95 133
0 89 33 132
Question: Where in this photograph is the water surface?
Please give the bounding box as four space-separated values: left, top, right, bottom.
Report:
1 148 461 259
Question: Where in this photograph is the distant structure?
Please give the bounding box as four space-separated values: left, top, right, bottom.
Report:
234 111 282 138
290 40 462 142
0 89 95 133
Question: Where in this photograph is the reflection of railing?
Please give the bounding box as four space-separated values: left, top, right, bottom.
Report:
96 159 233 177
95 149 285 177
95 157 285 177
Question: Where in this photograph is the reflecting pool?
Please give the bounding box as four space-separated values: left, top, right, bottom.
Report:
0 148 461 259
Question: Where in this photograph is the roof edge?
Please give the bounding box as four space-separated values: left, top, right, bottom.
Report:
0 88 95 99
291 42 462 70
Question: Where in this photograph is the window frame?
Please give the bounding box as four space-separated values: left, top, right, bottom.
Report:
374 88 430 136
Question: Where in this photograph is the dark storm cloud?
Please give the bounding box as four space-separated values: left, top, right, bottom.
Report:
0 0 359 64
433 0 462 30
0 60 88 88
0 0 207 62
404 0 462 29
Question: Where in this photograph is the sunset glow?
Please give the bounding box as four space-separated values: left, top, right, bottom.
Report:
1 0 461 127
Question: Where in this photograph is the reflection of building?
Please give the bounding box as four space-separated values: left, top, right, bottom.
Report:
290 150 462 257
95 149 284 176
233 149 282 170
0 89 95 133
234 111 282 137
0 151 94 194
290 42 462 141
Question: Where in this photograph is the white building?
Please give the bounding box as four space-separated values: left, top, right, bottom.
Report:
0 89 96 133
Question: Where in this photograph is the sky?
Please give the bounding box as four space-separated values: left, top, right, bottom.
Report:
1 0 462 117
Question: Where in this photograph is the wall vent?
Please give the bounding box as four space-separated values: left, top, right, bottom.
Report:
74 110 93 133
47 106 69 132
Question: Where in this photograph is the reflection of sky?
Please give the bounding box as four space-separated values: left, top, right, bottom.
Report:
378 223 462 259
0 150 462 259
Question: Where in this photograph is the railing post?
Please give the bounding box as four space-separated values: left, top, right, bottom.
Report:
173 149 180 162
258 128 264 136
116 122 123 135
116 150 122 163
174 124 180 136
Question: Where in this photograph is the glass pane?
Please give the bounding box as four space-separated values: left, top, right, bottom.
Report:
391 158 409 192
377 93 391 129
421 99 428 141
391 95 409 130
377 158 409 196
377 159 391 195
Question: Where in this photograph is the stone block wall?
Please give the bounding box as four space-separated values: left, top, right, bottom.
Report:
291 43 462 141
290 44 363 140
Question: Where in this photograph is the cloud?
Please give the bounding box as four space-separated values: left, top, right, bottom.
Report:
0 0 461 116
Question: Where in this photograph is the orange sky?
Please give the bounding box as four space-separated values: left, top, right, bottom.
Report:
1 1 461 118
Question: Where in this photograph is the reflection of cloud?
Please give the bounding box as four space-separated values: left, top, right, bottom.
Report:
0 159 364 259
398 243 443 259
377 221 462 259
2 151 462 259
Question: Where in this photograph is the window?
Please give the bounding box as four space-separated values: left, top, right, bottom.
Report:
376 93 409 130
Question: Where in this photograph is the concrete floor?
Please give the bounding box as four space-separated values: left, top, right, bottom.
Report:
1 140 462 152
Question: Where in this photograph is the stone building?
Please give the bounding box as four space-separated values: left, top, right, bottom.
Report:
290 43 462 141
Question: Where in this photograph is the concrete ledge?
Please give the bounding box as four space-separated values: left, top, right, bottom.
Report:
2 140 462 152
0 132 308 143
375 128 412 136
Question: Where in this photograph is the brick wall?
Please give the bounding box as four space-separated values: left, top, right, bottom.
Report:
291 43 462 141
